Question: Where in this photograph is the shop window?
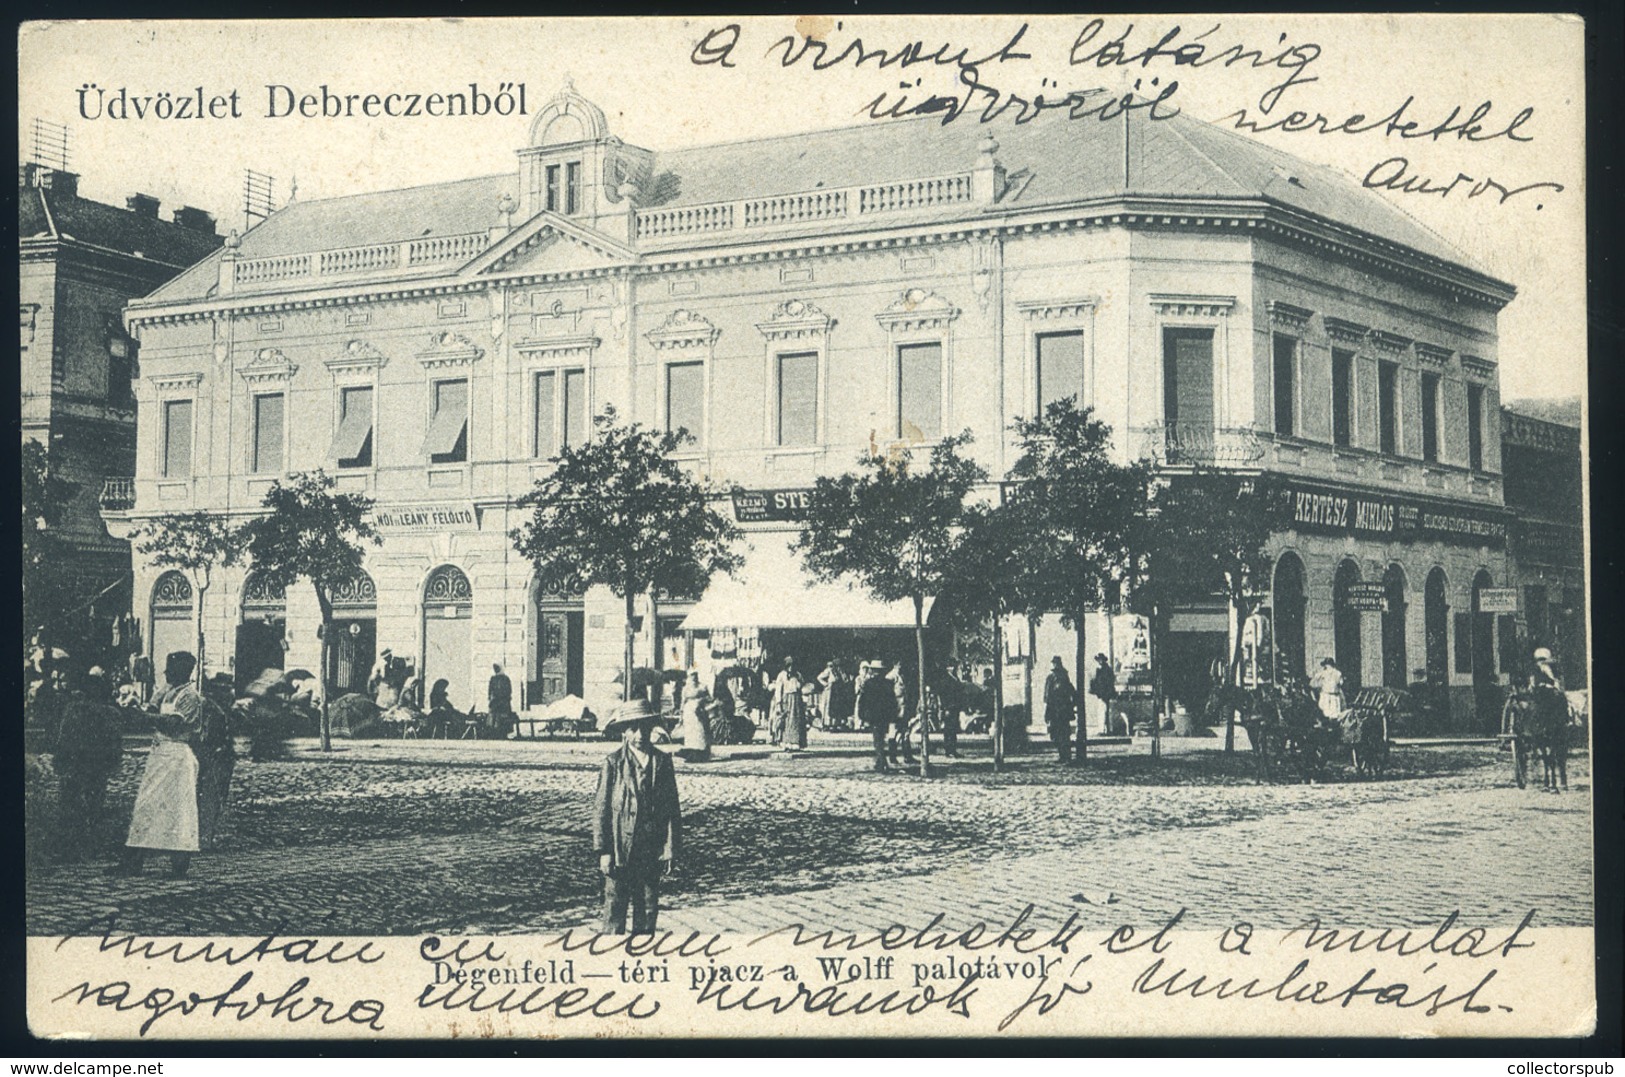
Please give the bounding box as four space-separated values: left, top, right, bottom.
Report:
251 392 285 474
424 378 468 463
1421 372 1440 462
1332 348 1354 447
896 341 943 440
1162 327 1214 429
666 361 704 445
162 399 193 478
1036 330 1084 413
1467 383 1485 470
1378 360 1399 455
1272 333 1297 436
776 351 818 447
331 385 374 468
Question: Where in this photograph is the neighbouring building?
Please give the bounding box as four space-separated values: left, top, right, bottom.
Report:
105 86 1519 731
21 162 222 668
1500 403 1587 691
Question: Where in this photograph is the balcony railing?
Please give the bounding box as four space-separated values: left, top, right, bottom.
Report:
634 172 975 241
233 231 488 288
1135 424 1268 467
98 476 136 512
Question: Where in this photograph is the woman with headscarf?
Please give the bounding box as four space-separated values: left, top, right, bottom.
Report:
772 658 807 751
112 651 203 879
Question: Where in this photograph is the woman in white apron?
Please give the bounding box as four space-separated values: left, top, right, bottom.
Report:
1310 657 1346 720
111 651 202 879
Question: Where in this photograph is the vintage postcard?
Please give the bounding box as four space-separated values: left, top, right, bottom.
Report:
19 15 1592 1040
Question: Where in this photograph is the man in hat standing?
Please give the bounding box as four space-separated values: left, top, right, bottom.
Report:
1044 656 1076 764
1088 653 1118 736
592 698 682 934
857 660 899 773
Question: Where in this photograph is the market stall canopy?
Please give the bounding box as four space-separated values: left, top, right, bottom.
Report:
681 538 933 631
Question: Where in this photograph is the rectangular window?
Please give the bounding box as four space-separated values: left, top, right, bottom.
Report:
423 378 468 463
331 385 374 468
897 342 943 440
1331 349 1354 447
1036 331 1084 413
1378 360 1399 455
107 337 134 408
1272 334 1296 436
1162 327 1214 429
666 361 704 444
162 399 192 478
777 351 818 447
534 371 556 457
562 369 587 450
1467 383 1485 470
1421 372 1440 462
251 392 285 474
545 165 560 213
565 161 581 215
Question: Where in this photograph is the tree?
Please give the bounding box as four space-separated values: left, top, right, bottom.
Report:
1129 470 1275 753
510 406 742 704
1004 399 1149 763
796 432 985 777
241 470 380 751
133 512 248 687
945 498 1027 770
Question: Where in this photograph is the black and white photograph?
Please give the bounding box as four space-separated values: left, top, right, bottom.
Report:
17 14 1596 1039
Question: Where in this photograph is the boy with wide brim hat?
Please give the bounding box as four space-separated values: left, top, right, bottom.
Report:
592 697 683 934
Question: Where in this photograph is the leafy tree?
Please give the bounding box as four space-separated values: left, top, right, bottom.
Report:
1129 470 1275 753
133 512 248 687
510 406 742 703
945 498 1028 768
796 432 985 776
241 470 380 751
1004 399 1149 762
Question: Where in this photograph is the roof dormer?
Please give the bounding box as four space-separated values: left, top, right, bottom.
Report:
516 81 650 240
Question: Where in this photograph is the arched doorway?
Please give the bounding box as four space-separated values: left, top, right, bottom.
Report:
422 565 473 711
1332 558 1363 693
1471 569 1499 732
1381 564 1408 688
532 581 585 708
149 571 194 689
236 572 287 693
327 571 377 698
1424 568 1449 685
1272 552 1307 682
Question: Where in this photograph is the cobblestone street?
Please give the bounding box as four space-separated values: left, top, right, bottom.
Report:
25 737 1593 937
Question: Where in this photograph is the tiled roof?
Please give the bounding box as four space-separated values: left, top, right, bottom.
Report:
139 103 1499 305
20 187 223 268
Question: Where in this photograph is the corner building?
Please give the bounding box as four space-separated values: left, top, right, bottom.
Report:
111 87 1517 730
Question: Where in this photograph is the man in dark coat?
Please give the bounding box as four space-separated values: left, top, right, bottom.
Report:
53 667 125 860
592 698 682 934
1044 657 1076 764
487 664 515 736
1088 653 1118 735
857 661 899 773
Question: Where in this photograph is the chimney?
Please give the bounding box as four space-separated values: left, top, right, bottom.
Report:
22 165 79 198
171 205 218 235
126 193 160 219
971 133 1005 205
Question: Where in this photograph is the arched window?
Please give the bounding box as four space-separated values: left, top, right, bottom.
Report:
1381 564 1408 688
1333 558 1364 693
1272 552 1307 682
1424 567 1449 685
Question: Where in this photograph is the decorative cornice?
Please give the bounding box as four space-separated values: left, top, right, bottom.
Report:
1415 342 1453 368
645 309 720 351
1015 297 1097 321
416 331 484 370
1324 317 1370 345
1148 293 1235 318
875 288 960 332
1370 330 1413 356
1266 300 1313 331
148 372 204 393
1461 354 1496 379
515 333 601 360
237 347 299 388
755 298 832 341
324 339 388 378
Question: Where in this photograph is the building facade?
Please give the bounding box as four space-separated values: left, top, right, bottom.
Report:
107 88 1517 729
21 162 222 664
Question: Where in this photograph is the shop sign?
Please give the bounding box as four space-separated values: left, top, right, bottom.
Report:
1476 587 1520 613
1342 582 1389 612
732 488 814 523
1273 478 1507 549
373 501 478 534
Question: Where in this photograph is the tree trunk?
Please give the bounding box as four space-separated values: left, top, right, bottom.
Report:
193 577 209 689
1149 605 1163 760
623 590 636 703
1073 608 1089 764
1222 590 1253 755
913 595 931 778
992 610 1005 772
316 587 333 753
